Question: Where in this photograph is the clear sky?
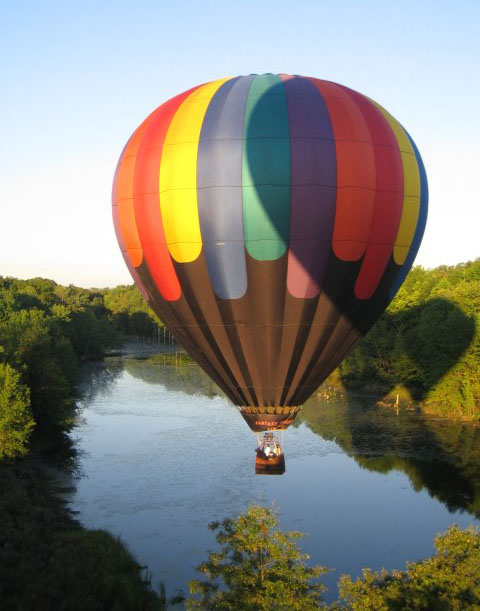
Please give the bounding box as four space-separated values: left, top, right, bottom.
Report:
1 0 479 288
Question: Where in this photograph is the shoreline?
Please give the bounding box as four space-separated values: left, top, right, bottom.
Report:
0 447 163 610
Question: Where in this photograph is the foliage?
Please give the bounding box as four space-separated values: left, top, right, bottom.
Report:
103 284 165 339
339 259 480 418
0 363 34 458
188 504 327 610
337 525 480 610
189 505 480 610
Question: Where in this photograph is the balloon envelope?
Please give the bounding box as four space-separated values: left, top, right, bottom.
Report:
112 74 428 431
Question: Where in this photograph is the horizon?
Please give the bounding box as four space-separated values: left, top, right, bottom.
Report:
2 257 478 291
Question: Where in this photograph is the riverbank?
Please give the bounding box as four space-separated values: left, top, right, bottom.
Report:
319 369 480 423
0 451 164 610
103 338 181 359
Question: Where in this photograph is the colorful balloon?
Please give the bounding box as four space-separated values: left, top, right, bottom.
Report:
112 74 428 431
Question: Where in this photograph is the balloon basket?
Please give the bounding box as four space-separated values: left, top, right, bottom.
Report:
255 432 286 475
255 456 285 475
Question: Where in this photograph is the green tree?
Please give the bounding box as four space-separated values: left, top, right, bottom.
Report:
0 362 34 458
337 525 480 610
188 504 327 610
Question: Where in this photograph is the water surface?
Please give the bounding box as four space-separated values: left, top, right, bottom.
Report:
69 351 480 602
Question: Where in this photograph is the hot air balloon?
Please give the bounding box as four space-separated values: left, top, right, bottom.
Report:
112 74 428 436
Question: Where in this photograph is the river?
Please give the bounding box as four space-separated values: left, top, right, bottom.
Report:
66 348 480 604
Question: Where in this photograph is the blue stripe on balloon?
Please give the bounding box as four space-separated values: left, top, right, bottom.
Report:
197 75 254 299
389 131 429 299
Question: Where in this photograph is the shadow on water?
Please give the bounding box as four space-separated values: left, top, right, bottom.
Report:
340 298 476 401
299 395 480 519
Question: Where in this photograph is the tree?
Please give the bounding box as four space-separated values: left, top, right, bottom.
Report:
337 525 480 610
188 504 327 610
0 362 34 458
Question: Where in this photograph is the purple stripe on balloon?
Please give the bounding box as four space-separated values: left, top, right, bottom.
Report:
281 75 337 299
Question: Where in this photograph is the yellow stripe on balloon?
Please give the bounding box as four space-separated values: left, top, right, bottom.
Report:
371 101 421 265
159 78 231 263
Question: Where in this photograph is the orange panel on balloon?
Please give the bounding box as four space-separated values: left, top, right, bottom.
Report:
114 114 157 268
112 143 150 300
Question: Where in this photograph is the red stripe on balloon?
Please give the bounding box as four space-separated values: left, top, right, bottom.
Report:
133 87 200 301
339 86 404 299
309 79 376 262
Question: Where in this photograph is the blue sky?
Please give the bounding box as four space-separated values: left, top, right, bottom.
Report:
1 0 479 287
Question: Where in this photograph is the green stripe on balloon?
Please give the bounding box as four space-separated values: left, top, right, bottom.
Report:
242 74 291 261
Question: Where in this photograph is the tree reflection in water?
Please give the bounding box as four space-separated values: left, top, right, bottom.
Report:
123 353 221 399
76 358 125 405
299 395 480 518
42 360 126 476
